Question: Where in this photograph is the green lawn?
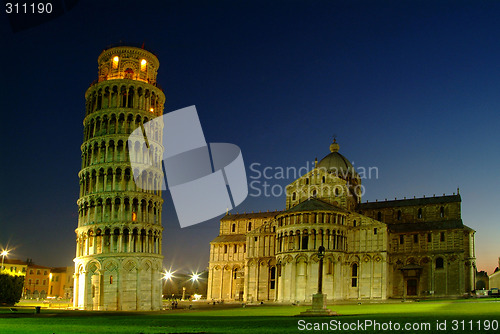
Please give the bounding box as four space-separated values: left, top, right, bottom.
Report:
0 299 499 333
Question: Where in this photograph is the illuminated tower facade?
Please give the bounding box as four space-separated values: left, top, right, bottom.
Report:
74 46 165 311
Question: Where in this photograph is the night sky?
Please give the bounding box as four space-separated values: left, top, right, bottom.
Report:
1 0 499 275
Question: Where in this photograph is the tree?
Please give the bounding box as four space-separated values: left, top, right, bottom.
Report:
0 273 24 305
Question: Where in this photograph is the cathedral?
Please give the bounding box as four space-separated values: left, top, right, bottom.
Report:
207 140 476 302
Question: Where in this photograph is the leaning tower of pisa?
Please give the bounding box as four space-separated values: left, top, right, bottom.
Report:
73 45 165 311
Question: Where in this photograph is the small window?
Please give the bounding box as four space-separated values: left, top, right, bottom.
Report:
110 275 113 284
440 232 445 242
322 176 325 183
36 279 39 284
272 226 276 233
292 192 296 200
312 189 317 196
353 220 356 227
254 237 257 242
233 268 238 279
234 245 237 253
374 228 377 235
418 208 422 219
397 210 402 221
440 206 445 218
427 233 432 242
244 244 246 253
248 222 252 231
224 245 227 254
413 234 418 243
232 224 236 233
377 211 382 221
400 235 404 244
301 234 308 250
30 269 34 274
351 263 358 287
305 178 309 185
37 270 41 275
435 257 444 269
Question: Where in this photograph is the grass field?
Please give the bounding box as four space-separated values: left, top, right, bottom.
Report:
0 299 499 333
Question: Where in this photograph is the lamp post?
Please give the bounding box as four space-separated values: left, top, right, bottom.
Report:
317 246 325 294
1 250 9 272
300 246 336 316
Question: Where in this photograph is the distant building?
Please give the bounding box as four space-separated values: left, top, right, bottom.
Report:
48 267 74 299
488 258 500 290
25 264 51 299
2 259 27 276
207 140 476 302
476 271 489 290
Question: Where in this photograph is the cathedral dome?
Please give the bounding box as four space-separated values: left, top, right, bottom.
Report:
317 139 357 178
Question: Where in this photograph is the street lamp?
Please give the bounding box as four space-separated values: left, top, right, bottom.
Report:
190 272 200 282
299 245 336 316
1 250 9 272
163 270 173 281
317 245 325 294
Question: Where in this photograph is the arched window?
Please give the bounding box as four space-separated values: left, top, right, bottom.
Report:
301 232 309 250
397 210 402 221
292 192 296 200
418 208 422 219
305 178 309 185
234 245 237 253
269 267 276 289
312 189 317 196
377 211 382 221
440 206 445 218
435 257 444 269
232 224 236 233
322 176 326 183
224 245 227 254
351 263 358 287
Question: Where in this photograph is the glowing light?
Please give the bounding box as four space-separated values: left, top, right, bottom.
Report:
1 251 8 256
112 56 119 69
132 212 137 221
141 59 147 71
190 273 200 281
150 108 154 112
193 294 202 301
163 270 175 280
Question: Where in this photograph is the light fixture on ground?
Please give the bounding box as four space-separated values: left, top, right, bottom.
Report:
299 246 337 316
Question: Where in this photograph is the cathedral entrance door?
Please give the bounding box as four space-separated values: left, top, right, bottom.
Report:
407 279 417 296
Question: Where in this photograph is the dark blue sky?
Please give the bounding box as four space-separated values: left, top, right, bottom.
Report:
1 0 499 274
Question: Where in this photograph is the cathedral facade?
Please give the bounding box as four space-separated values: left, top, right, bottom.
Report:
207 140 476 302
74 46 164 310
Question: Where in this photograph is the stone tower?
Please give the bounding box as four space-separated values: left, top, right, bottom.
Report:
74 46 165 311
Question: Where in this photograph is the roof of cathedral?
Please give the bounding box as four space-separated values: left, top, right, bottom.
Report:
387 219 465 232
359 194 461 210
221 211 282 221
283 197 347 213
317 139 357 177
210 234 246 243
